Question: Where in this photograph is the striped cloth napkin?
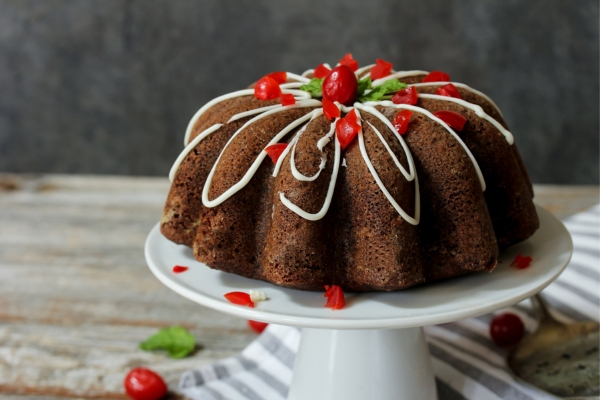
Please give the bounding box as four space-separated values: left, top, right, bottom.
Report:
180 205 599 400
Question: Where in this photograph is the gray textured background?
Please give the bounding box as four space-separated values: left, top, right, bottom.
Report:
0 0 598 183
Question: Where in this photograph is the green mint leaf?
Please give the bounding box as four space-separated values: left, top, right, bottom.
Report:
140 326 196 359
357 77 372 97
300 78 324 97
358 79 407 102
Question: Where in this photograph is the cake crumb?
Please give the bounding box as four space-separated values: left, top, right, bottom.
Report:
249 290 267 303
342 158 348 167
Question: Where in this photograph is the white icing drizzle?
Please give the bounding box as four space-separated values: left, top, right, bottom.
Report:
354 64 376 77
202 102 321 208
285 72 311 83
371 70 430 86
169 123 223 182
417 94 514 145
342 158 347 167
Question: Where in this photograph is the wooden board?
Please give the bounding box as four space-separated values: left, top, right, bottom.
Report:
0 174 598 398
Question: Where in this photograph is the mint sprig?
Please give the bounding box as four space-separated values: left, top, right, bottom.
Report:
140 326 196 359
299 78 324 97
358 79 407 102
357 77 372 97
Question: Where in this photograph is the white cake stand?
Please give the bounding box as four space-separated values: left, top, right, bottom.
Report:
145 205 572 400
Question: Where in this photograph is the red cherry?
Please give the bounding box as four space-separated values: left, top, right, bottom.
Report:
392 86 418 105
435 83 461 99
280 93 296 106
345 109 359 126
314 64 331 79
433 110 467 131
254 76 282 100
124 367 168 400
322 97 340 121
490 313 525 347
338 53 359 72
324 285 345 310
172 265 188 274
322 65 358 106
264 143 288 164
511 254 533 269
266 71 287 84
392 110 413 135
248 320 268 334
370 58 393 80
336 111 361 150
422 70 450 83
224 292 255 308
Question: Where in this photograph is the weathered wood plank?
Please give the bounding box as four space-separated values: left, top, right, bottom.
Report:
0 173 598 398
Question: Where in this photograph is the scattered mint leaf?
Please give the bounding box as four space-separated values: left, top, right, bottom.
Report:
357 77 372 97
140 326 195 359
300 78 324 97
358 79 407 102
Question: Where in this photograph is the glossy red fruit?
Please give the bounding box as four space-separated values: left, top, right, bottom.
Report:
266 71 287 84
248 320 269 334
422 70 450 83
172 265 188 274
264 143 288 164
511 254 533 269
392 110 413 135
338 53 359 72
433 110 467 131
322 65 358 106
490 313 525 347
314 64 331 79
280 93 296 106
336 111 361 150
124 367 168 400
345 108 359 126
224 292 255 308
370 58 393 80
322 97 340 121
254 76 282 100
324 285 345 310
435 83 461 99
392 86 418 105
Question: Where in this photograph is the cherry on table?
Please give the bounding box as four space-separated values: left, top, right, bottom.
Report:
490 313 525 347
124 367 168 400
248 320 269 333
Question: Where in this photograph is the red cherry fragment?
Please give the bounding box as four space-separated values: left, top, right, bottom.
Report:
433 110 467 131
393 110 413 135
264 143 288 164
392 86 418 105
422 70 451 83
490 313 525 347
345 108 359 126
322 97 340 121
281 93 296 106
336 110 362 150
338 53 359 72
172 265 188 274
314 64 331 79
124 367 168 400
224 292 255 308
254 76 282 100
511 254 533 269
248 320 268 334
370 58 393 80
266 71 287 84
435 83 461 99
322 65 358 106
324 285 345 310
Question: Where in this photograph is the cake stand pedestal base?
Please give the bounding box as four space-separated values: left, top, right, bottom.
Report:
289 327 436 400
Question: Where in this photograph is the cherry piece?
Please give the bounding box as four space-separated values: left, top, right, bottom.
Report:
435 83 461 99
124 367 168 400
324 285 345 310
254 76 282 100
224 292 255 308
266 71 287 84
338 53 359 72
280 93 296 106
345 108 359 126
172 265 188 274
433 110 467 131
392 86 418 105
248 320 268 334
422 70 451 83
322 65 358 106
393 110 413 135
322 97 340 120
490 313 525 347
370 58 393 80
264 143 288 164
314 64 331 79
511 254 533 269
336 111 361 150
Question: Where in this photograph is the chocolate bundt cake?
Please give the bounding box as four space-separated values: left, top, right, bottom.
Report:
161 54 539 291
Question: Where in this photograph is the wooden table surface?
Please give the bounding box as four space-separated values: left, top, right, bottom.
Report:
0 174 598 399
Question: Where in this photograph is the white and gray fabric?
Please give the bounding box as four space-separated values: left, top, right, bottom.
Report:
180 205 600 400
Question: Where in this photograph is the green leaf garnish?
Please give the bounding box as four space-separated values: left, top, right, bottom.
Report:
357 77 372 97
358 79 407 102
140 326 196 359
300 78 324 97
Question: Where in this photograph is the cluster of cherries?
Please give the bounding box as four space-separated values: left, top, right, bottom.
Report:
257 54 470 164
